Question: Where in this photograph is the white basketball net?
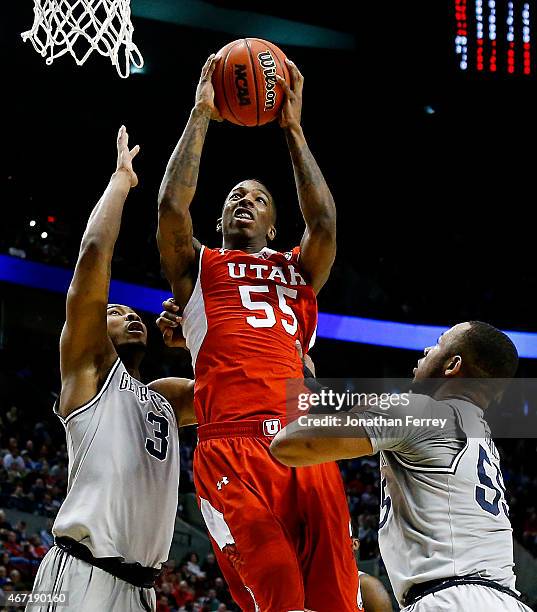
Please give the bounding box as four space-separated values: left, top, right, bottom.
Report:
21 0 144 78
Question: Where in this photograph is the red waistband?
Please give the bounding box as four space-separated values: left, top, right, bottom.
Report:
197 418 286 441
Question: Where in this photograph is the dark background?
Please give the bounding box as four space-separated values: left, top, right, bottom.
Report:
1 1 537 375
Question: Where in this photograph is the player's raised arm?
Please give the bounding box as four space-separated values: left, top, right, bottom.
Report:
270 418 373 467
157 54 221 308
271 385 447 467
59 126 140 417
149 377 196 428
277 62 336 294
271 344 372 466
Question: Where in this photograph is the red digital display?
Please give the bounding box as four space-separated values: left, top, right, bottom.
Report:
454 0 532 75
455 0 469 70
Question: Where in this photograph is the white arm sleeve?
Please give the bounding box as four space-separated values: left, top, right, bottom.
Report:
360 394 465 467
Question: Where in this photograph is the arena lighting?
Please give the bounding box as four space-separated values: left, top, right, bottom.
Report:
130 65 146 75
454 0 469 69
131 0 354 49
455 0 532 75
2 254 537 358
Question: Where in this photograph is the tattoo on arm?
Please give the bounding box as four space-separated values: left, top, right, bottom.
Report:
285 130 334 219
176 153 201 189
169 134 202 189
289 140 324 190
285 128 336 292
160 109 211 203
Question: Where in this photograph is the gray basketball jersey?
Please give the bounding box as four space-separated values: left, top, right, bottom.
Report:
52 359 180 569
362 395 516 606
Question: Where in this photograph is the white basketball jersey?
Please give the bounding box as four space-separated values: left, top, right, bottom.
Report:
363 396 516 606
52 359 180 569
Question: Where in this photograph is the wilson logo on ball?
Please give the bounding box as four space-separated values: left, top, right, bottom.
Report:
213 38 289 126
257 50 277 110
234 64 251 106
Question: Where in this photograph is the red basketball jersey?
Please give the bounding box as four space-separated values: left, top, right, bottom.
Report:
181 245 318 425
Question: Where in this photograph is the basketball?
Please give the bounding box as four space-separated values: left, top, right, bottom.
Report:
212 38 290 127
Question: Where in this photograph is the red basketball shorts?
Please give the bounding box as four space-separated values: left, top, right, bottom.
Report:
193 419 363 612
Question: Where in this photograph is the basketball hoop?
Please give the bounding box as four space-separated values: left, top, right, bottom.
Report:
21 0 144 78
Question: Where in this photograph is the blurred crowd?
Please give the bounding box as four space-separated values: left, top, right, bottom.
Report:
0 510 52 596
0 507 237 612
155 552 236 612
0 426 66 519
500 440 537 559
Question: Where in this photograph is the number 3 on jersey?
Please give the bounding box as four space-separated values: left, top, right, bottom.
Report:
239 285 298 334
145 411 169 461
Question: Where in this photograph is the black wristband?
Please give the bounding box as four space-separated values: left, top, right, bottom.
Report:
302 365 352 414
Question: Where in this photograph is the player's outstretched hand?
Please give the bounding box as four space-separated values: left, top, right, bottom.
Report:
276 59 303 129
156 298 187 349
116 125 140 188
195 54 223 121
